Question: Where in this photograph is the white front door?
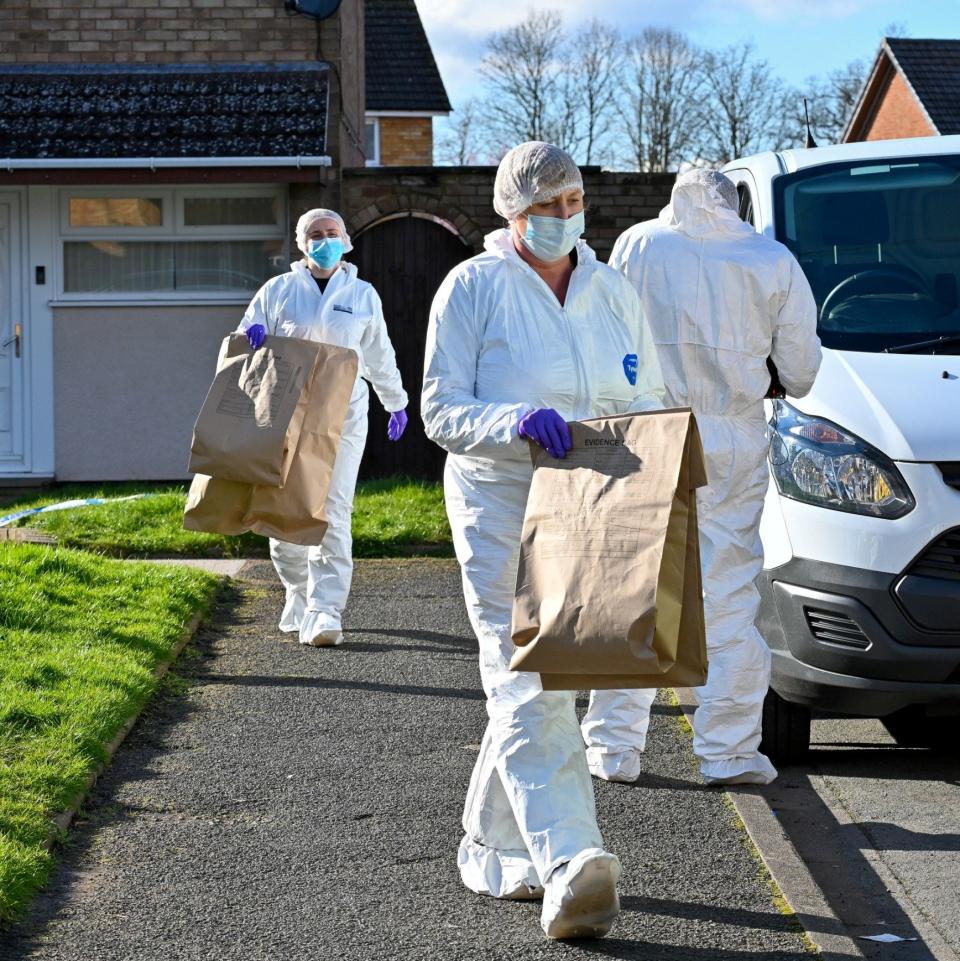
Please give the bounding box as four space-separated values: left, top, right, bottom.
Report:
0 193 27 473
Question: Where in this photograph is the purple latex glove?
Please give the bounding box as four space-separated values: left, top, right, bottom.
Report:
517 408 572 459
387 408 408 441
245 323 267 349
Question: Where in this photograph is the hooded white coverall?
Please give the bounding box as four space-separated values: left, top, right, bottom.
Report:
422 228 665 898
596 171 821 785
238 260 408 644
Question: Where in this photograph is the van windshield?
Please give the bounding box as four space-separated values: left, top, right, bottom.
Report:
774 155 960 353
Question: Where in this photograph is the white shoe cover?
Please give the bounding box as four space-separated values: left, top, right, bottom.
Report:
701 753 778 786
540 849 621 940
278 590 306 634
458 837 544 900
299 611 343 647
586 747 642 784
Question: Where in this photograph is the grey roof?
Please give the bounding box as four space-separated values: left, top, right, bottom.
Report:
365 0 451 113
886 38 960 135
0 62 329 159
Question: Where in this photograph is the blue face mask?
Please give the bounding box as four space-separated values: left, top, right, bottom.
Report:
520 211 585 262
308 237 344 269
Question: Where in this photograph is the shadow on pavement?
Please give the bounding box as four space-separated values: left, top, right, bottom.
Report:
196 671 486 701
570 940 817 960
621 895 802 933
758 765 940 960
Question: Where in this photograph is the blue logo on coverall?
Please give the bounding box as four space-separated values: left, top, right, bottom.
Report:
622 353 638 386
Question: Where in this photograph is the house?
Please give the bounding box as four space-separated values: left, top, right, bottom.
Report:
0 1 672 485
364 0 452 165
844 38 960 142
0 0 448 484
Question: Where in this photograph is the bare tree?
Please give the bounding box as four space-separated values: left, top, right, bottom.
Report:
480 9 566 145
694 41 795 165
619 28 703 172
435 98 485 166
566 20 622 166
799 59 869 145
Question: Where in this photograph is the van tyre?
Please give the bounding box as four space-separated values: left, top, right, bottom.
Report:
760 688 811 764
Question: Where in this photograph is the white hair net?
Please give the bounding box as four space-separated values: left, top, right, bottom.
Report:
493 141 583 221
295 207 354 255
659 169 750 238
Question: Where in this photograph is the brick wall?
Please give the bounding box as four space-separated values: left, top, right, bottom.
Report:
863 71 936 141
341 166 674 261
0 0 321 64
378 117 433 166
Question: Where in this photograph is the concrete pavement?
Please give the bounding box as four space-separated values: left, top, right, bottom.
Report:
2 559 820 960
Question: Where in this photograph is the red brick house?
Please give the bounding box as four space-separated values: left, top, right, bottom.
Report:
844 38 960 143
364 0 451 166
0 0 449 483
0 0 670 484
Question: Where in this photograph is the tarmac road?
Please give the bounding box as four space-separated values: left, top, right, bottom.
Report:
1 558 814 961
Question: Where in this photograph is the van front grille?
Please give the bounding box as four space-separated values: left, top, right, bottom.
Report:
804 608 871 650
909 529 960 582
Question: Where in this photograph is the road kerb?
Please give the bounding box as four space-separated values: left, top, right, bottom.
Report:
45 603 211 852
673 687 864 961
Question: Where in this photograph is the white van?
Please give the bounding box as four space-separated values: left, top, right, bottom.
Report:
724 135 960 760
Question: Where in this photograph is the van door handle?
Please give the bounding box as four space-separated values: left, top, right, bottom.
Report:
1 325 21 357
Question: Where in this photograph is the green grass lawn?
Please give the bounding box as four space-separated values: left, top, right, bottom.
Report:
0 543 219 921
3 477 452 558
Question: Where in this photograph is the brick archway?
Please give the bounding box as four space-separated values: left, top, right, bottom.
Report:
348 190 486 252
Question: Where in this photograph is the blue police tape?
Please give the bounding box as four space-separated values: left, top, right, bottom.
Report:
0 494 150 528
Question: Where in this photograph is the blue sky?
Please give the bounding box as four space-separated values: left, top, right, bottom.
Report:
417 0 960 113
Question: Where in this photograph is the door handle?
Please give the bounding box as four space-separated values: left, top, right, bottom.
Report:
1 325 21 357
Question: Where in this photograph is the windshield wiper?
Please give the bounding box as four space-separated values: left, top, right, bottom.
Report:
885 334 960 354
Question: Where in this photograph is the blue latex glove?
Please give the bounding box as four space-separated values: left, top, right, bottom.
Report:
387 408 408 441
517 408 572 459
245 324 267 349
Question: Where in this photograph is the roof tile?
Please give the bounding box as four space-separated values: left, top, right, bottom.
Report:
0 62 329 159
365 0 451 114
887 38 960 135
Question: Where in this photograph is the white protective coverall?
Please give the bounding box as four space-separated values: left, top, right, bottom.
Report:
422 227 665 900
598 169 821 785
238 259 407 645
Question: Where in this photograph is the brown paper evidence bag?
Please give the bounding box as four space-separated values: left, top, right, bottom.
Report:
183 334 358 546
509 408 709 691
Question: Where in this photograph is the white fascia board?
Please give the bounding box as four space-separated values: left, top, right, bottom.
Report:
364 111 449 118
0 156 333 171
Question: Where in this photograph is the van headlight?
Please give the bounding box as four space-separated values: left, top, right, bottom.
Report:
768 401 914 518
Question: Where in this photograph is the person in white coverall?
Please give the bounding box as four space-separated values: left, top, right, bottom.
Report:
421 142 665 939
239 208 409 648
590 169 821 786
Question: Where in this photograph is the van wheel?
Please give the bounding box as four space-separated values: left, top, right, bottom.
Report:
760 689 811 764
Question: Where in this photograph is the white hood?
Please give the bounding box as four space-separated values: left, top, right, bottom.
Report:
794 348 960 461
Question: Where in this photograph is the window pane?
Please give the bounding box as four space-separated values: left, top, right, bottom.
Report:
68 198 163 228
63 240 284 293
183 196 279 227
174 240 285 291
64 241 174 292
365 120 377 159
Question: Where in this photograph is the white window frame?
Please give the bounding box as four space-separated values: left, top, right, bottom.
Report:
365 116 381 167
56 185 288 303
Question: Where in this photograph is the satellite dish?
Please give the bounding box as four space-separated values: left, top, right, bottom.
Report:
284 0 342 19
